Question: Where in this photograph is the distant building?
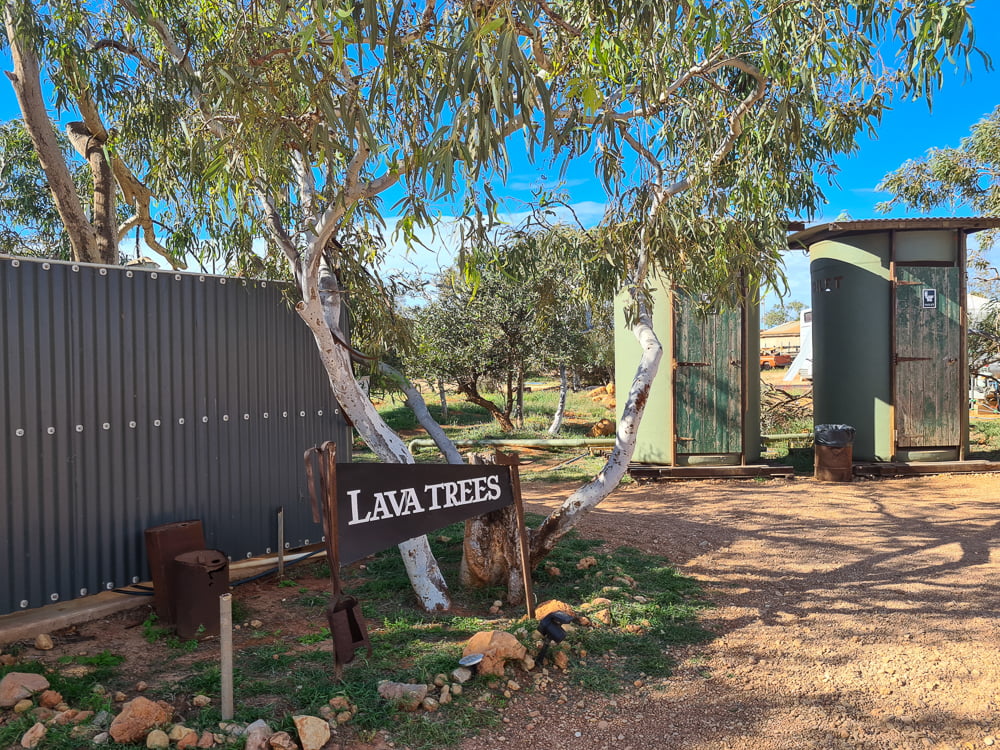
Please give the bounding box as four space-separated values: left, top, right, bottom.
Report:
759 318 801 354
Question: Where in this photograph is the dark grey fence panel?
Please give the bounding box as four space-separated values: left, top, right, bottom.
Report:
1 257 352 615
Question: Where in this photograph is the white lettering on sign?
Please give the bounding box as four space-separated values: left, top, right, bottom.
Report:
347 475 502 526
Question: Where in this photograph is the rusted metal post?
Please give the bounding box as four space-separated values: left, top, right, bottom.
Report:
495 450 535 619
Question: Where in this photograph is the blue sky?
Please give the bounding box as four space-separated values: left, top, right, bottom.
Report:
3 3 999 307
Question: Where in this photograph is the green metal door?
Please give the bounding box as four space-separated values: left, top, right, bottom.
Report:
894 266 961 448
674 295 743 454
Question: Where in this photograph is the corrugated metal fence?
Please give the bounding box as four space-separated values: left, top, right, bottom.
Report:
1 256 352 615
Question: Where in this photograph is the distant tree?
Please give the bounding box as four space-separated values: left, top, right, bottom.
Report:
0 119 81 258
970 299 1000 377
878 105 1000 294
761 300 806 329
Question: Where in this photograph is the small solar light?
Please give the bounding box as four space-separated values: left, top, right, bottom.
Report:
536 611 573 663
458 653 484 675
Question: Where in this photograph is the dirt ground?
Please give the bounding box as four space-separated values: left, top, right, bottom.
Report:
7 471 1000 750
472 473 1000 750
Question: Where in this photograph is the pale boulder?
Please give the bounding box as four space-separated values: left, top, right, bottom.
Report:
463 631 527 677
292 715 330 750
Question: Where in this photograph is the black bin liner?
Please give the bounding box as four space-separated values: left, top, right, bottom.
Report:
814 424 855 447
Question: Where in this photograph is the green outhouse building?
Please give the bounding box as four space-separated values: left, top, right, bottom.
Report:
790 217 1000 463
615 277 761 467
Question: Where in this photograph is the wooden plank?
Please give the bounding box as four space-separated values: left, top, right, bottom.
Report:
853 461 1000 477
628 464 794 480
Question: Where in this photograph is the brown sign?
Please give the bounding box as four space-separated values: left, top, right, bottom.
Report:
333 463 514 565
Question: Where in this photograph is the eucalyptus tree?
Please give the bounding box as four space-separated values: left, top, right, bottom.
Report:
2 2 186 267
0 119 80 258
878 104 1000 294
3 0 983 606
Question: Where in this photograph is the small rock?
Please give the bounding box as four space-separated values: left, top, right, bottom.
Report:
14 699 33 714
534 600 577 619
421 697 439 712
463 631 527 677
335 711 352 725
192 694 212 708
267 730 298 750
545 566 561 577
92 684 108 696
55 702 70 711
328 696 352 711
243 719 272 750
0 672 50 708
109 697 173 744
598 720 610 730
92 710 112 729
20 722 46 748
433 674 447 687
521 655 535 671
318 706 334 720
49 709 80 725
169 725 194 741
146 729 170 749
176 731 200 750
33 634 54 651
553 651 570 670
250 619 263 629
196 730 216 748
506 680 521 691
594 608 613 625
93 731 110 745
439 686 452 705
114 692 128 703
292 715 329 750
451 683 462 696
985 738 996 747
38 690 63 709
377 681 427 712
135 681 148 692
73 710 95 724
576 556 598 570
451 667 472 684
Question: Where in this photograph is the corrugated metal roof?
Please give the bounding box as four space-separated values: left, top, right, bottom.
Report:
788 217 1000 248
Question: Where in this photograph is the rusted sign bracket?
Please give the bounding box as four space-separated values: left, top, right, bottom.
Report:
304 442 372 680
492 450 536 619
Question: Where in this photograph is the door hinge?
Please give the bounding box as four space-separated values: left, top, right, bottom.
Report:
895 355 932 363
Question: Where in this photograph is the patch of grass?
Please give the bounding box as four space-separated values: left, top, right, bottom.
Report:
970 419 1000 460
295 591 331 608
297 627 331 645
146 515 712 750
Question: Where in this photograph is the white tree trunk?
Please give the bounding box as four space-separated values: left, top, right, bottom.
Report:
547 365 568 435
293 273 451 612
380 363 464 465
3 5 98 263
437 378 449 421
532 299 661 561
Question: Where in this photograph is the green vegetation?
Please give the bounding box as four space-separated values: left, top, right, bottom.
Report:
1 520 713 750
358 381 617 484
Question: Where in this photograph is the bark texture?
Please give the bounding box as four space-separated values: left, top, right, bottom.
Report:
4 9 98 263
459 453 525 604
457 378 515 432
547 365 568 435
